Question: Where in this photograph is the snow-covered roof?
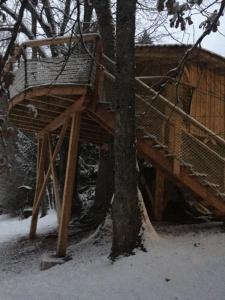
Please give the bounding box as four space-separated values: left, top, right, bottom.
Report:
135 44 225 72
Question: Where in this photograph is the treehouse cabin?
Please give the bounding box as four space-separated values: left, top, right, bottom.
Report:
135 45 225 139
6 35 225 257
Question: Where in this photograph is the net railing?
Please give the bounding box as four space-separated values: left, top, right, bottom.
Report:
9 38 98 99
100 54 225 196
135 78 225 194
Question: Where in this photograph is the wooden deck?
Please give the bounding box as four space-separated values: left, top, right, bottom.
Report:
7 34 225 257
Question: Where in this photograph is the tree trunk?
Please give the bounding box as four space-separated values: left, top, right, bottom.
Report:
82 0 115 228
83 0 93 32
111 0 143 258
93 0 115 59
82 142 114 227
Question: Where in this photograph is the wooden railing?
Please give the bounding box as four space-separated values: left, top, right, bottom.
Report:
99 52 225 198
9 34 102 99
135 78 225 195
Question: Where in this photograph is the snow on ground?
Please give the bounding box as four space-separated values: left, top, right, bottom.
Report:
0 215 225 300
0 210 57 244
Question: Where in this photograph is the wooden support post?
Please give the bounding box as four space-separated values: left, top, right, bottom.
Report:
30 121 69 238
30 134 48 238
56 112 81 257
48 134 61 224
154 168 166 221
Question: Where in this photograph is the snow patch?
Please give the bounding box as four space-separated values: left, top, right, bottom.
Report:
0 210 57 244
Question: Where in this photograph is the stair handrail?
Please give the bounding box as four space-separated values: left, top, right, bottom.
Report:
135 77 225 148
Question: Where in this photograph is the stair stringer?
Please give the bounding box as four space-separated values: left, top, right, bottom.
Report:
88 104 225 220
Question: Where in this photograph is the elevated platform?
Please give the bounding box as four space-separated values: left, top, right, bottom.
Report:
8 34 111 145
7 34 225 257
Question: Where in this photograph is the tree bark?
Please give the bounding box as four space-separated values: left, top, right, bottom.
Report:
93 0 115 59
82 142 114 227
83 0 93 32
81 0 115 228
111 0 143 258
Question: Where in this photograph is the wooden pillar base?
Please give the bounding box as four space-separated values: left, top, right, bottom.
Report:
30 134 48 239
56 112 81 257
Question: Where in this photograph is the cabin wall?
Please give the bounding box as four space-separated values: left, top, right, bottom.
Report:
136 56 225 139
186 64 225 139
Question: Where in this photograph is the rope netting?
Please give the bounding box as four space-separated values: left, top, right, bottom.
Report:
9 39 97 98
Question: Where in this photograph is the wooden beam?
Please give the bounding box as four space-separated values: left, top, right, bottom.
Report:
29 121 69 238
21 33 99 48
48 134 61 224
21 99 65 114
137 139 225 217
40 96 86 133
48 94 79 103
9 107 58 119
28 97 73 109
9 116 48 127
9 85 87 109
30 134 48 238
12 123 43 132
10 112 53 123
87 107 115 134
56 112 81 257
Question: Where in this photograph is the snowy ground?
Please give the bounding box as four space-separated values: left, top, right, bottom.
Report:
0 213 225 300
0 211 57 244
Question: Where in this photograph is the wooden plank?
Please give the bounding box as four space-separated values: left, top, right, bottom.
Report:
9 107 58 119
30 97 73 109
21 98 65 114
56 112 81 257
9 110 53 123
21 33 99 48
9 116 48 127
12 123 43 131
47 94 79 103
14 104 62 117
9 85 87 109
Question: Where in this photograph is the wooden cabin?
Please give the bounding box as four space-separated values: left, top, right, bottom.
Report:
135 45 225 139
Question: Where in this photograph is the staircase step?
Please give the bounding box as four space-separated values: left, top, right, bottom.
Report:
180 161 193 169
98 101 111 104
189 172 208 178
152 144 168 150
164 153 176 158
136 112 146 118
216 192 225 199
142 134 157 141
136 126 145 131
202 181 220 189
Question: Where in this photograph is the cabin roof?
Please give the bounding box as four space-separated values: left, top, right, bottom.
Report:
135 44 225 75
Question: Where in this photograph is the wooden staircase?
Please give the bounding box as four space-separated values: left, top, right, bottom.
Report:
89 76 225 219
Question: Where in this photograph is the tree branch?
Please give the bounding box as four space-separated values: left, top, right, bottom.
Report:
60 0 71 35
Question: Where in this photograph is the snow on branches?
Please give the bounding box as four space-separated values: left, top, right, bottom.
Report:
156 0 222 32
199 10 222 32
